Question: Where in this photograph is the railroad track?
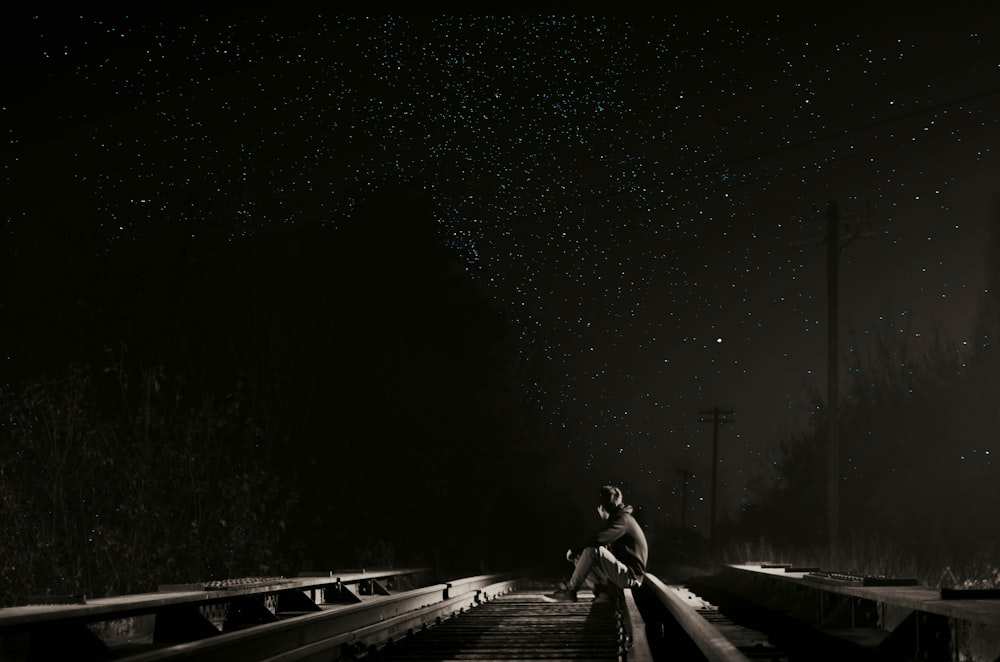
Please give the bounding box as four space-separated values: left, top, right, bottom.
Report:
371 590 635 661
7 563 1000 660
0 570 652 661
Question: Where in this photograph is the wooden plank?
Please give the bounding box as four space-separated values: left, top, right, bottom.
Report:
727 565 1000 625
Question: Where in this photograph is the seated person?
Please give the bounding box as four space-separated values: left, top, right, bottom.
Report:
545 485 648 603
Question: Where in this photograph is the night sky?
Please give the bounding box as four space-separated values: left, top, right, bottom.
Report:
4 4 1000 535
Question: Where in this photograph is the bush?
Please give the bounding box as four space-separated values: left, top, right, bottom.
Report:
0 350 299 605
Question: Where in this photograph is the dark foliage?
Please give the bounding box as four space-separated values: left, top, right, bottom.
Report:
0 183 555 602
732 204 1000 565
0 355 297 605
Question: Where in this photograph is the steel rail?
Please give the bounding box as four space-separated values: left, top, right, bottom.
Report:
4 572 654 661
0 568 429 630
622 587 654 662
114 575 516 662
0 568 431 661
263 578 519 662
643 573 750 662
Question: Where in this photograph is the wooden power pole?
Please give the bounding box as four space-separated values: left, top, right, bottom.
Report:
676 468 692 530
699 407 734 546
794 200 876 557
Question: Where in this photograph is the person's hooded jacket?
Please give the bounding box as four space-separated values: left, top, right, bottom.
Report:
576 504 648 580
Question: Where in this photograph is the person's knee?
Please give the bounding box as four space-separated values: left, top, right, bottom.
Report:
594 546 618 564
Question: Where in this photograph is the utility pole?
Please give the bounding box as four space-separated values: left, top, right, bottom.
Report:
825 201 841 558
676 468 692 530
699 407 734 547
793 200 876 557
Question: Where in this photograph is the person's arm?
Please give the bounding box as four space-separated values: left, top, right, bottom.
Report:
590 513 628 547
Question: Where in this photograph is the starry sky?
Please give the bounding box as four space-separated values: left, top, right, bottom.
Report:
4 4 1000 533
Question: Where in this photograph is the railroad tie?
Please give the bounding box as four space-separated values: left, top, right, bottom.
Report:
372 591 628 661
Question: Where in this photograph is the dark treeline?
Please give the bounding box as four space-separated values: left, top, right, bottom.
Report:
0 185 560 605
726 205 1000 577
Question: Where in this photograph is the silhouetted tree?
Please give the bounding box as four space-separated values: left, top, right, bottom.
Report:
735 205 1000 568
1 175 559 591
0 351 298 606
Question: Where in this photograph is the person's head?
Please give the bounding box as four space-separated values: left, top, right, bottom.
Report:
596 485 623 520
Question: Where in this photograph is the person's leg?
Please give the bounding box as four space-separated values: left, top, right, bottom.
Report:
592 546 636 591
581 548 636 604
584 550 612 595
566 546 599 591
545 547 601 601
546 546 638 602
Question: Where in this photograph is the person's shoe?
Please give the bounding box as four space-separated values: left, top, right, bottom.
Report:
543 587 577 602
